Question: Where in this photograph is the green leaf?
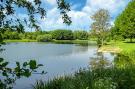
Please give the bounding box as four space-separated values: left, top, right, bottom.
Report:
23 69 31 77
23 62 28 67
2 62 9 67
29 60 37 70
16 62 20 67
0 58 4 62
2 71 8 77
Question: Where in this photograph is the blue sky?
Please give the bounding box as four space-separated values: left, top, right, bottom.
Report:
16 0 131 31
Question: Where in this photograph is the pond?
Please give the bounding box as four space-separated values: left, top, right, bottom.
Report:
0 42 114 89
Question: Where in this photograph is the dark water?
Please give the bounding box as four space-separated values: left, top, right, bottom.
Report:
0 42 114 89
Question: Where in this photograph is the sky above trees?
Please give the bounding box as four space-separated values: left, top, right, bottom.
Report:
15 0 131 31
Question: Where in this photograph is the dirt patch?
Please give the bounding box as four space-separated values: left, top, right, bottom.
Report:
98 46 122 53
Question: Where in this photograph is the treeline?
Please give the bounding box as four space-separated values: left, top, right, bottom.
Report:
1 29 89 42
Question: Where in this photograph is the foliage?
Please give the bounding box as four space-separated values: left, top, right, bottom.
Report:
36 34 52 42
73 30 88 40
51 30 73 40
2 30 20 40
57 0 72 25
114 0 135 42
110 27 125 41
0 58 44 89
93 78 117 89
91 9 110 47
1 30 90 41
0 0 71 32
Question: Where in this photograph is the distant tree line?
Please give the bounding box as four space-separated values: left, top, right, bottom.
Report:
1 29 89 42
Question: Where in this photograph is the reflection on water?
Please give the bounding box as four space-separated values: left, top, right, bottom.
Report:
89 52 113 70
0 42 114 89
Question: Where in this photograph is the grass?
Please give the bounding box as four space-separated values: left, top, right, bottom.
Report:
52 39 96 45
4 39 97 45
99 40 135 53
4 39 37 42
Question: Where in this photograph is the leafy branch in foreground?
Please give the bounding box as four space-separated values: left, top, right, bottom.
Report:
0 58 45 89
0 0 72 32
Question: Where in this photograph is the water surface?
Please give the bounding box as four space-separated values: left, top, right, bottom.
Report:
0 42 113 89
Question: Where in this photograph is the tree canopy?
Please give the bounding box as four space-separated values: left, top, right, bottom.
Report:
91 9 110 46
114 0 135 42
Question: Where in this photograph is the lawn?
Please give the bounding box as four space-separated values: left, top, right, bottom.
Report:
99 40 135 53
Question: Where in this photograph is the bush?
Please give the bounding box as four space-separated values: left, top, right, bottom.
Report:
73 30 88 40
36 34 52 42
2 30 20 39
51 29 73 40
113 35 125 41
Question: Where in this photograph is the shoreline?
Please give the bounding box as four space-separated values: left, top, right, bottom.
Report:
3 39 97 45
98 46 122 53
98 41 135 53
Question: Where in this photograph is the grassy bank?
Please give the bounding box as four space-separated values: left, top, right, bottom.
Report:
4 39 37 42
52 40 96 45
4 39 97 45
99 40 135 53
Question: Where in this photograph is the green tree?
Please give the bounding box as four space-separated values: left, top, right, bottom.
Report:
36 34 52 42
91 9 110 47
110 27 125 41
114 0 135 42
51 29 73 40
73 30 88 40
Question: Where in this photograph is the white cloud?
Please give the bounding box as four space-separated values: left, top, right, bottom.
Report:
37 0 130 31
44 0 57 6
83 0 130 16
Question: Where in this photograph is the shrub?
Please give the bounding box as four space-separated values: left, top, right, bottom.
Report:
113 35 125 41
2 30 20 39
36 34 52 42
73 30 88 40
51 29 73 40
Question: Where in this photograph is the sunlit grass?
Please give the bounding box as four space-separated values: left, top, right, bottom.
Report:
100 40 135 53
